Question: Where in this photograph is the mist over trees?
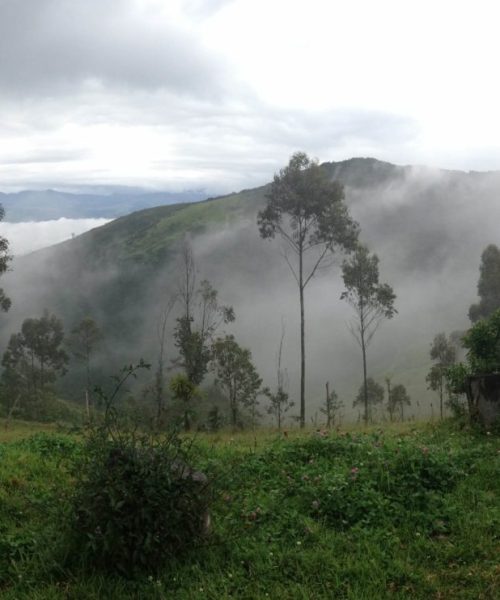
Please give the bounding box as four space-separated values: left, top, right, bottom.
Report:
211 334 262 429
263 322 294 430
353 378 384 423
0 204 11 313
387 383 411 422
341 245 396 425
426 333 457 420
320 382 343 428
67 316 102 419
4 157 500 426
258 152 358 428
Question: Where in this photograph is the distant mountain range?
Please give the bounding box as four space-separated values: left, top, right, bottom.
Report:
2 157 499 420
0 188 209 222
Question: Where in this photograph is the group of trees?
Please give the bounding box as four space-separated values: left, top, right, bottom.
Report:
259 152 398 427
351 377 411 423
152 240 262 431
0 152 402 429
425 243 500 419
10 152 500 428
0 311 103 421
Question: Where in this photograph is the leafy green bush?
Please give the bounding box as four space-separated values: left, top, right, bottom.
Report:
68 363 211 576
462 309 500 374
70 431 211 575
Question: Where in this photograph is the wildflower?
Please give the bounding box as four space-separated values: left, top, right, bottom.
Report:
301 474 310 481
311 500 320 510
296 541 301 545
223 493 232 502
351 467 359 474
421 447 429 454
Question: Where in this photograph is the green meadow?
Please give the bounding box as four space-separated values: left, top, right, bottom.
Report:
0 420 498 599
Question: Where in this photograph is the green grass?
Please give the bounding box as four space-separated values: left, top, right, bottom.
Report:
76 186 268 265
0 419 61 443
0 422 498 598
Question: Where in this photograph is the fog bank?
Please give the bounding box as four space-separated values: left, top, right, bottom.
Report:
0 218 112 255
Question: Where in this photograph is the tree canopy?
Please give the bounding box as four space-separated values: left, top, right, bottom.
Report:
211 335 262 429
387 383 411 421
469 244 500 322
353 378 384 422
1 311 68 415
426 333 457 419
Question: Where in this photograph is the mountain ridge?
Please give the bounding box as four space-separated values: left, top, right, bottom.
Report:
5 156 500 223
0 188 209 222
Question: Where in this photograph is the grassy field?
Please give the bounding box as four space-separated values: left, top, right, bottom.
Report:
0 420 498 599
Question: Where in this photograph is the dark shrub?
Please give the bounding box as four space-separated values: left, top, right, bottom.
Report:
70 430 210 575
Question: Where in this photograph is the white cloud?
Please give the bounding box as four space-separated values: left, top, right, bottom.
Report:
0 0 500 191
0 218 112 256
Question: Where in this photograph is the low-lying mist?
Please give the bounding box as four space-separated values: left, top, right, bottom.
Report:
0 217 112 255
0 159 495 424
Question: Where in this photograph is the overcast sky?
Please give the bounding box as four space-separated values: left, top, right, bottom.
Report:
1 0 500 193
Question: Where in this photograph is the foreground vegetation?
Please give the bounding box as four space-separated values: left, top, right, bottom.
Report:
0 420 498 599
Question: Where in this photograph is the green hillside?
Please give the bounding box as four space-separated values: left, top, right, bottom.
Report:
3 157 499 420
50 185 268 266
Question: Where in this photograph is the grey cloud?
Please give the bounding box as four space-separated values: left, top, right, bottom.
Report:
145 102 418 190
0 0 228 98
1 148 88 165
183 0 237 19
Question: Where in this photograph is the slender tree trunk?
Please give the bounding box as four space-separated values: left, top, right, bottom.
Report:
326 381 331 428
155 364 163 427
386 378 392 422
361 332 368 425
439 378 444 420
85 352 91 421
85 389 90 421
299 248 305 428
231 398 237 430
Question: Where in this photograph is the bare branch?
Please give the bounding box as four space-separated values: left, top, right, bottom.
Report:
280 248 299 285
303 245 330 288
